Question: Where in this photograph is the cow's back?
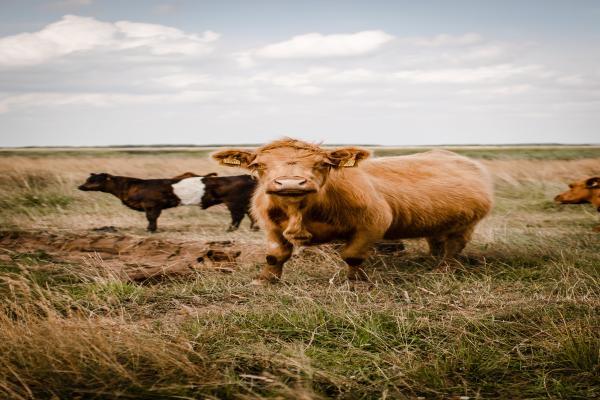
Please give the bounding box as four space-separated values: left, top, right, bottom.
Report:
359 150 493 238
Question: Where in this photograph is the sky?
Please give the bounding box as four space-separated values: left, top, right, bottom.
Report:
0 0 599 147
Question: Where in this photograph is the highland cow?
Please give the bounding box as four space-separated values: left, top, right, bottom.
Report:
212 139 494 283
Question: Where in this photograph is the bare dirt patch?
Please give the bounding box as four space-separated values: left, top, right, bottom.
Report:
0 230 260 280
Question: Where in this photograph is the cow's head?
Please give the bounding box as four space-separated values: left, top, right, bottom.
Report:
211 139 370 198
78 173 113 192
554 177 600 205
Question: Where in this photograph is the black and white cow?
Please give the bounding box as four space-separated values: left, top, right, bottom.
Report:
78 172 256 232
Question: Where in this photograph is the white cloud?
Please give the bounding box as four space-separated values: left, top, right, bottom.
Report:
458 84 533 96
0 90 218 113
556 75 585 86
114 21 219 55
153 73 211 88
401 33 483 47
0 15 219 67
393 64 549 84
245 64 551 91
252 30 394 60
232 51 256 68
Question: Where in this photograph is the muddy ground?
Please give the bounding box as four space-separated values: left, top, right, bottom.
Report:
0 229 263 280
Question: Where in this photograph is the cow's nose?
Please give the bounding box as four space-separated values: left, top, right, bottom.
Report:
554 194 562 202
273 176 307 190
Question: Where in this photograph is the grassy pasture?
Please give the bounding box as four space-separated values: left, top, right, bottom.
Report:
0 146 599 399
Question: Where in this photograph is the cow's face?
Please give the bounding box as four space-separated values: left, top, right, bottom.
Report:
200 177 223 209
78 173 112 191
212 140 370 199
554 177 600 205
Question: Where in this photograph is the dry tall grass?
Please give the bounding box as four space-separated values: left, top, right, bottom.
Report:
0 149 599 399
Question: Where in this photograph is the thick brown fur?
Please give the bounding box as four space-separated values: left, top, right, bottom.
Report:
213 139 494 282
555 177 600 231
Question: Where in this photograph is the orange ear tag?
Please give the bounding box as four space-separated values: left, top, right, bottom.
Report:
223 157 241 165
342 158 356 167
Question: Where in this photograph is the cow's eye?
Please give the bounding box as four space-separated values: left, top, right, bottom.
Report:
314 162 331 170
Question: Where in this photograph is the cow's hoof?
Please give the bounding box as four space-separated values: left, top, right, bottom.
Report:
250 278 278 286
346 265 368 282
593 225 600 232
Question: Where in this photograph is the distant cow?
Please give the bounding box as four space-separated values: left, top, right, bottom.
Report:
554 177 600 231
212 138 494 283
201 175 258 231
78 172 225 232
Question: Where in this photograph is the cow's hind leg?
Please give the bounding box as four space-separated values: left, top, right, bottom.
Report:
427 236 445 258
437 227 474 270
226 204 245 232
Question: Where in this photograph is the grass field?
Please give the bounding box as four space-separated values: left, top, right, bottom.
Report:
0 146 599 399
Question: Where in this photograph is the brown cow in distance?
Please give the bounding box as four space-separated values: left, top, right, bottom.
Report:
554 177 600 231
212 138 494 284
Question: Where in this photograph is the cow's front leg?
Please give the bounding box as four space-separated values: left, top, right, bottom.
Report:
145 207 162 232
340 231 380 281
254 231 293 284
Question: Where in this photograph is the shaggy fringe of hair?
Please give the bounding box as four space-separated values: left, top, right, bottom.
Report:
258 138 326 154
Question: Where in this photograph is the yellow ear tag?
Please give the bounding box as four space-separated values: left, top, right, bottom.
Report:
341 157 356 167
223 157 241 165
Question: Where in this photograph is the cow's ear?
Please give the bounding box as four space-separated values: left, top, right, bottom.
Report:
212 150 256 168
585 177 600 189
327 147 371 168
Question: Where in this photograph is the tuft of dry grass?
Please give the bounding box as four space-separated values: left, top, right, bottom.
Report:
0 148 599 399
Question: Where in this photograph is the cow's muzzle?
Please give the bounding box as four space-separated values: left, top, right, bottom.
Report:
266 176 317 196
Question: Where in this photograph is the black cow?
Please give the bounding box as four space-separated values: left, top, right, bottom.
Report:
201 175 258 231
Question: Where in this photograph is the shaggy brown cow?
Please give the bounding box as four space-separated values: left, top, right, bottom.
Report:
78 172 217 232
212 138 494 283
554 177 600 231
